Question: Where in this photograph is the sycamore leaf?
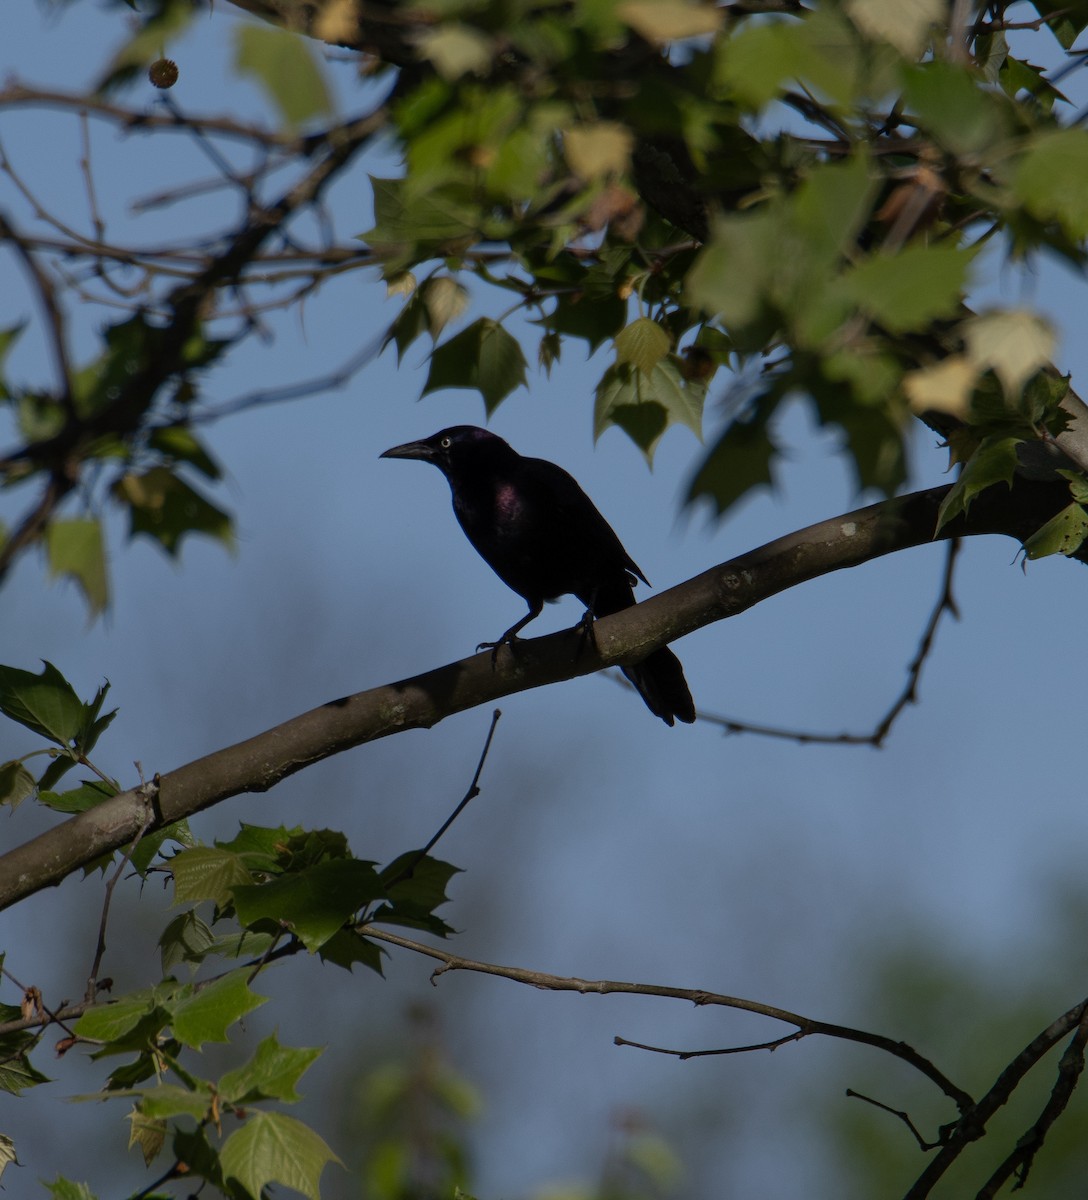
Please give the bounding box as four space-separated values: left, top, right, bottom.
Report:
936 435 1021 530
964 310 1055 398
0 661 84 746
417 24 492 80
234 24 333 128
219 1033 323 1105
422 318 528 412
618 1 723 44
614 318 671 376
0 1134 18 1184
170 974 266 1050
845 0 942 55
0 761 35 809
221 1111 341 1200
843 245 972 333
170 846 255 909
46 519 109 616
1023 502 1088 559
564 123 634 180
902 355 978 418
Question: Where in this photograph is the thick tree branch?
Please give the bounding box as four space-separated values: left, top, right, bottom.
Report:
0 476 1074 914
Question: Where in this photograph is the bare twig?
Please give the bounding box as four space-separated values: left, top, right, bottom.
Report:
972 1005 1088 1199
0 210 75 417
846 1088 940 1151
85 786 157 1003
359 924 972 1111
903 997 1088 1199
698 538 962 748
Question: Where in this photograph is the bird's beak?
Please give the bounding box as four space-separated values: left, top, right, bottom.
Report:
380 439 432 462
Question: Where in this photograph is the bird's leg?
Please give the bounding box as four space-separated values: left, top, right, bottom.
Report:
574 589 599 657
477 600 543 666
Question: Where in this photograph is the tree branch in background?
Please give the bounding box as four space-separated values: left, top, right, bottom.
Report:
698 537 962 746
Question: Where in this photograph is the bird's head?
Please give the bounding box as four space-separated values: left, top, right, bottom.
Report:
380 426 510 474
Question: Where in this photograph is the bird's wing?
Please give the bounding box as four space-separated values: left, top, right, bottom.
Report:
519 456 649 587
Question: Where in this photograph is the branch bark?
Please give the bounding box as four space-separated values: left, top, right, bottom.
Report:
0 474 1074 914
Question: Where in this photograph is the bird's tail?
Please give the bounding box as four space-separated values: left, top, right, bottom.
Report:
591 582 696 727
622 651 696 727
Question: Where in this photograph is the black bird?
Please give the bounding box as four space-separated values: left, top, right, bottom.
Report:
381 426 695 726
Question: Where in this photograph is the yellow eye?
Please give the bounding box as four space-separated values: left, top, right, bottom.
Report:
440 436 452 449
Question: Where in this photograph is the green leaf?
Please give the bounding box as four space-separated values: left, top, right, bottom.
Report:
318 928 386 973
1023 503 1088 559
901 61 1010 157
148 427 222 480
44 1180 98 1200
233 859 385 952
221 1111 342 1200
0 1033 50 1095
594 360 704 460
422 318 528 413
936 435 1021 530
170 973 266 1050
75 990 163 1045
687 417 777 516
127 1106 166 1167
614 318 671 376
1013 129 1088 241
135 1083 214 1121
1028 0 1088 48
38 779 118 814
170 846 255 909
0 1134 18 1185
539 292 627 352
234 24 333 129
159 910 216 972
46 520 109 615
842 245 973 334
219 1033 323 1105
115 467 234 557
0 661 85 745
363 177 480 253
0 761 35 809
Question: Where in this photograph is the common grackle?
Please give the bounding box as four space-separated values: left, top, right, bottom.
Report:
381 426 695 726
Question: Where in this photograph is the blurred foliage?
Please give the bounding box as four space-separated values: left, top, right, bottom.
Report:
7 0 1088 611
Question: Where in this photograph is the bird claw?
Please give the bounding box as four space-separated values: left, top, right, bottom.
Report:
477 634 520 668
575 609 597 655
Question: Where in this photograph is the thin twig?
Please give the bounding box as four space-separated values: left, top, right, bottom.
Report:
380 708 503 894
0 210 75 417
697 538 962 748
85 791 157 1003
972 1005 1088 1198
903 997 1088 1199
360 925 973 1111
846 1088 940 1151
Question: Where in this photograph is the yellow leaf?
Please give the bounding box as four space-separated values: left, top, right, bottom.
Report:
963 309 1055 398
564 123 634 181
844 0 943 55
902 355 977 418
619 1 723 45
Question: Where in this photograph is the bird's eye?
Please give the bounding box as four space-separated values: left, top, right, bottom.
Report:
440 436 452 449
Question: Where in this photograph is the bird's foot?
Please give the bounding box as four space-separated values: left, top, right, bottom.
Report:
477 632 521 668
574 608 598 655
